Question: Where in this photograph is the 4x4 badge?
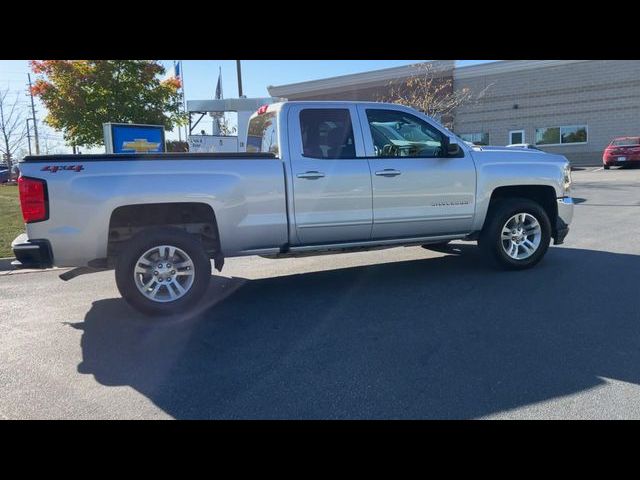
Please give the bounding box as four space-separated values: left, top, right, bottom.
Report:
41 165 84 173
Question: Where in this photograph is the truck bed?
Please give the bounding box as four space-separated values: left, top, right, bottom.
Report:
19 152 288 266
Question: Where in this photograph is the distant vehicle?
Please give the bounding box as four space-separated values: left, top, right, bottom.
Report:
0 164 9 183
10 164 20 181
506 143 543 151
602 137 640 169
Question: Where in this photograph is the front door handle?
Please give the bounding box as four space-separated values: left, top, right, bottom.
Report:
375 169 402 177
297 171 325 179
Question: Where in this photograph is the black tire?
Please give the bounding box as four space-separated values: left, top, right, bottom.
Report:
603 165 610 170
479 198 551 270
115 227 212 316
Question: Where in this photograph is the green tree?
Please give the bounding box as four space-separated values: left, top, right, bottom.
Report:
30 60 186 148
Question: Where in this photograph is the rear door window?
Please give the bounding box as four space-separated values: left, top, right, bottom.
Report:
299 109 356 159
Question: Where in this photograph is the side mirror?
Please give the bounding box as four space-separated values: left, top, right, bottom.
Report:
446 139 461 157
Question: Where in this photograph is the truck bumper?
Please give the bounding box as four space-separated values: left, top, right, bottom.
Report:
554 197 574 245
11 233 53 269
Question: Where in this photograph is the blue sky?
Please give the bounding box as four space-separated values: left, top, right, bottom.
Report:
162 60 497 100
0 60 497 151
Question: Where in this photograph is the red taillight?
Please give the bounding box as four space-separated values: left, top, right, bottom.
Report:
257 104 269 115
18 176 48 223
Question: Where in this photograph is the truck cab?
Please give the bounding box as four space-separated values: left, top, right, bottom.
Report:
248 101 477 246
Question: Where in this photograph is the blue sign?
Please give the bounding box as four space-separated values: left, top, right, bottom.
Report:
105 124 166 153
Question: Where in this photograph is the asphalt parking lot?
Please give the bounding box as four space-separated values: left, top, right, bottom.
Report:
1 166 640 419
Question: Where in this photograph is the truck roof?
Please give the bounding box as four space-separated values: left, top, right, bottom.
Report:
270 100 403 108
251 100 417 120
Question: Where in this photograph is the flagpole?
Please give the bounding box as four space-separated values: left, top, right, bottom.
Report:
180 60 188 143
174 61 182 143
218 66 223 134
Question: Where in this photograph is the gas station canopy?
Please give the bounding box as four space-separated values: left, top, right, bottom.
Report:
186 97 284 114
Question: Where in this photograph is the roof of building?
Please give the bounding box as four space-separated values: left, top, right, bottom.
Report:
267 60 455 98
267 60 593 98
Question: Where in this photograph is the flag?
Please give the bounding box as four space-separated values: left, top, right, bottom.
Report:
215 67 223 100
174 61 181 80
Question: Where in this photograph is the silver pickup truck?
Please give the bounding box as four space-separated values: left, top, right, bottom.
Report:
13 101 574 315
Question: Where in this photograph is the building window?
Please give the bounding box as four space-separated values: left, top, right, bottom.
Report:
509 130 525 145
535 125 588 146
459 132 489 146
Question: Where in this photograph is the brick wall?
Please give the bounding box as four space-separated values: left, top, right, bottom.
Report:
284 77 454 104
453 60 640 166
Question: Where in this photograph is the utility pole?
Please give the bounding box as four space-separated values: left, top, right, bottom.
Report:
27 74 40 155
26 118 33 156
236 60 244 98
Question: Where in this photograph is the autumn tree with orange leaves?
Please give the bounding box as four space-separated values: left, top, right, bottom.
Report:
30 60 186 148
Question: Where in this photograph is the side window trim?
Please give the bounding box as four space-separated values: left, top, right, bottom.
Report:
356 105 451 159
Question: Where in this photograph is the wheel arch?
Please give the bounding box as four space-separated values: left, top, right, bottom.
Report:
107 202 224 271
479 185 559 239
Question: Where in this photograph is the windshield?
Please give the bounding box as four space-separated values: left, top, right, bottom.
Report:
370 122 406 141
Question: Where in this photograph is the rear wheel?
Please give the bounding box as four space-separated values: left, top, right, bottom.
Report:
479 198 551 270
603 165 611 170
115 227 211 316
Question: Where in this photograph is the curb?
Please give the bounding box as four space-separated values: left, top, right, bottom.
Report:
0 257 65 276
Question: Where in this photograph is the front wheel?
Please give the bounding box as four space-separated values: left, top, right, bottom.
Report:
115 227 212 316
479 198 551 270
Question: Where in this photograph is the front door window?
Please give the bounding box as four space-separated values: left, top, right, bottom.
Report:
365 109 445 158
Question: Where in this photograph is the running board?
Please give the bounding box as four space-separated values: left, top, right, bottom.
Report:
59 266 107 281
288 233 470 254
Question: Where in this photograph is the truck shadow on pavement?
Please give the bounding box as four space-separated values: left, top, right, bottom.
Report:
74 245 640 419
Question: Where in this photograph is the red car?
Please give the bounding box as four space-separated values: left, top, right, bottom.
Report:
603 137 640 169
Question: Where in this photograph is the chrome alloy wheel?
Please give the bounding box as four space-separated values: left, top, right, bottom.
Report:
133 245 195 303
501 213 542 260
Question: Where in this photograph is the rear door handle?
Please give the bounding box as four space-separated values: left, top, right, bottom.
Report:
375 169 402 177
297 171 325 179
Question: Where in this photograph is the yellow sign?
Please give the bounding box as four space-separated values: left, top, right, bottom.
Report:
122 138 161 153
